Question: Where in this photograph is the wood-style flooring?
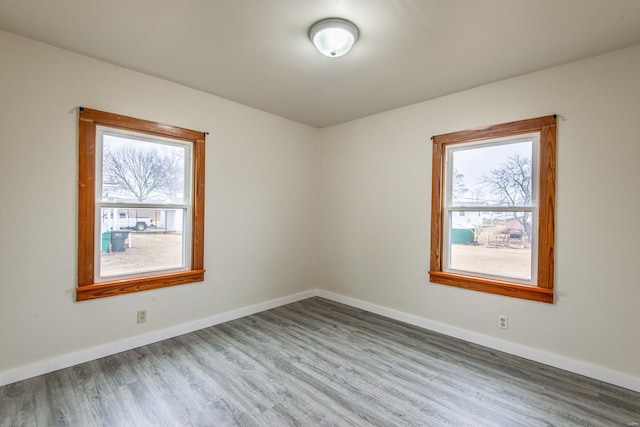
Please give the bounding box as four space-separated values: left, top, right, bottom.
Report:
1 297 639 426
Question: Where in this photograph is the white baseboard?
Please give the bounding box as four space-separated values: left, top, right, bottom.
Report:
316 290 640 393
0 290 316 387
3 288 639 393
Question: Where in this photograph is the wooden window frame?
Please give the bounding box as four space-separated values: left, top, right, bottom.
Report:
429 115 556 303
77 108 206 301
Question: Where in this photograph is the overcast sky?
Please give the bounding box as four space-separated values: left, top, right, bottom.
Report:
450 138 533 199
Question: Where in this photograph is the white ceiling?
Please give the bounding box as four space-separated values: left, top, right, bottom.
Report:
2 0 640 128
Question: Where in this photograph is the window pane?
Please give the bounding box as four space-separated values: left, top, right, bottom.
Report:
448 211 532 281
450 139 533 207
100 208 185 278
101 133 187 204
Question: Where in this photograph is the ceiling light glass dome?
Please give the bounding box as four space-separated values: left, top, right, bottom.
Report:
309 18 359 58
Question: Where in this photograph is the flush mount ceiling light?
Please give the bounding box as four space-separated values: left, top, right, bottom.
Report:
309 18 359 58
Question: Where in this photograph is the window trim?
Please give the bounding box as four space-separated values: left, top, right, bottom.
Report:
77 108 206 301
429 115 556 303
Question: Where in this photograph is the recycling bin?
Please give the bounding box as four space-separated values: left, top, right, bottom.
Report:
101 231 111 252
110 231 130 252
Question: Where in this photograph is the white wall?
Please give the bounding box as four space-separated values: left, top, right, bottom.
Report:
319 45 640 381
0 31 319 377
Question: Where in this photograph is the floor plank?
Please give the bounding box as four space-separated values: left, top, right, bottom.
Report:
1 297 638 426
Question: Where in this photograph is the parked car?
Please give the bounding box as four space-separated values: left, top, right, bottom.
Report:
103 211 153 231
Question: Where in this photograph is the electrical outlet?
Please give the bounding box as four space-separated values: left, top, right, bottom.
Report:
137 310 147 324
498 315 508 329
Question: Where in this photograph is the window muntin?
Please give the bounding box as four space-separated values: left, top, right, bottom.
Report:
77 108 206 301
429 115 556 303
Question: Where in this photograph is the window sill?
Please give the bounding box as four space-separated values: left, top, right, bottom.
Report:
76 270 205 301
429 271 554 303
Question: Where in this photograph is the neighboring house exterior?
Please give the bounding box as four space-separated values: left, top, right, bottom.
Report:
101 184 184 232
503 216 531 241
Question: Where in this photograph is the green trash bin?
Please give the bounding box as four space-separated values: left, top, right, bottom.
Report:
102 231 111 253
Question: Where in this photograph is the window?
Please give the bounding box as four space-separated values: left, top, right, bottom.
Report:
77 108 206 301
430 115 556 303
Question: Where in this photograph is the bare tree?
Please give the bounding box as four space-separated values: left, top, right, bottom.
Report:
482 153 532 241
103 145 169 202
161 147 185 201
452 169 468 200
